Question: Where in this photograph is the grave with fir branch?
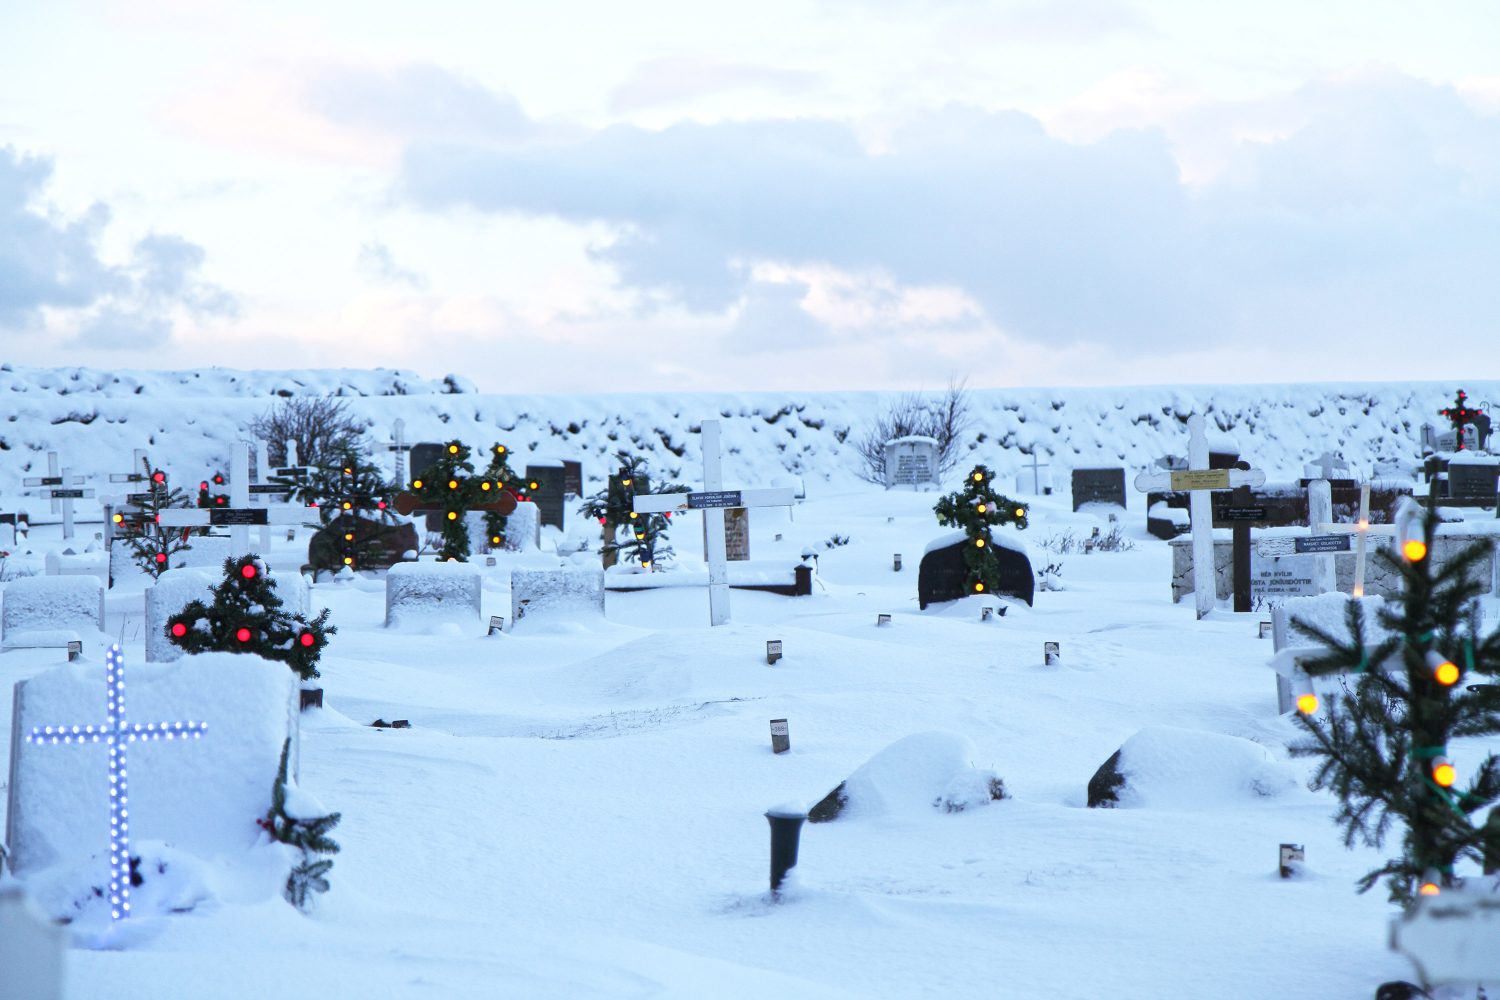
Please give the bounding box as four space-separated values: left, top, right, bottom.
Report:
578 454 681 570
166 554 335 681
1291 501 1500 905
119 458 194 579
260 738 341 910
929 465 1030 597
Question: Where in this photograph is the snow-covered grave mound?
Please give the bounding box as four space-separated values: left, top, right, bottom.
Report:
1087 726 1298 809
808 732 1006 821
1 575 106 650
8 650 298 925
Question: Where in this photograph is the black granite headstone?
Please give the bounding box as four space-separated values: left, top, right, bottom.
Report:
561 460 583 497
1071 468 1127 511
305 518 419 578
917 536 1034 609
525 464 566 528
408 443 447 484
1448 461 1499 500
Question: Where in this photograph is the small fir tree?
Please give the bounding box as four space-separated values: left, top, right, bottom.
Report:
305 447 397 574
260 738 341 910
578 454 680 569
1291 501 1500 904
166 554 335 681
406 441 480 561
122 458 194 579
932 465 1029 596
196 471 230 509
480 443 523 551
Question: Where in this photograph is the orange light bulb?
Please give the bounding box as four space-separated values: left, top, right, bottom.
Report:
1296 693 1319 715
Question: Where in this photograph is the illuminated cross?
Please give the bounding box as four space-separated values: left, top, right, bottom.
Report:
1440 389 1483 452
25 644 207 921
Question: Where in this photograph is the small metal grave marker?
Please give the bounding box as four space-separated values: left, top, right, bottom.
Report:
766 640 783 665
488 615 505 636
66 640 82 662
286 528 297 541
877 613 892 626
1279 843 1305 878
981 606 993 621
893 553 902 572
1295 534 1352 554
1259 621 1273 639
485 556 497 567
1223 506 1269 521
687 490 744 510
299 688 323 711
770 718 790 754
1044 641 1060 666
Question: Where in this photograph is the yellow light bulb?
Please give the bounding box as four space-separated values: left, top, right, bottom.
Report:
1296 693 1319 715
343 556 353 565
973 472 983 482
975 538 985 547
1435 661 1460 685
622 478 632 487
629 512 638 519
342 501 352 510
482 481 492 491
112 513 124 524
974 582 985 592
1403 538 1428 562
529 481 539 490
496 446 506 454
413 479 424 490
977 504 987 513
448 444 458 454
1419 880 1441 896
1434 761 1458 787
448 480 458 490
447 511 458 521
491 536 501 544
344 533 354 542
1016 508 1025 518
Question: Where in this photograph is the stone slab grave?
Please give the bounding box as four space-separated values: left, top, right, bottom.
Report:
1071 467 1127 512
511 569 605 628
1447 454 1500 502
525 460 568 529
305 518 419 577
883 436 940 489
918 530 1034 609
145 569 216 662
386 561 483 630
502 501 541 551
1 575 105 652
807 732 1006 822
5 650 298 887
702 506 750 561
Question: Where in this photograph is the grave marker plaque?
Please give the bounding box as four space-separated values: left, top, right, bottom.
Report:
561 460 583 497
1071 468 1127 511
770 719 790 754
1448 460 1500 501
883 436 940 488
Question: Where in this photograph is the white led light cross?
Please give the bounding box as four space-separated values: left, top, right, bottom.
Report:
26 644 207 920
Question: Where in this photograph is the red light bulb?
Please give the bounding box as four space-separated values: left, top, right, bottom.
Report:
155 552 167 564
171 622 187 637
241 564 257 579
236 627 251 642
299 632 315 647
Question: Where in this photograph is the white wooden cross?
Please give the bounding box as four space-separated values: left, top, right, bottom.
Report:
25 644 207 921
1133 414 1266 619
159 443 311 558
386 418 413 486
1022 451 1051 495
1305 451 1349 481
632 419 795 626
23 453 90 541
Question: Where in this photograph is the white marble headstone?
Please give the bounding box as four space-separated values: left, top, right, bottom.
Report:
883 436 940 489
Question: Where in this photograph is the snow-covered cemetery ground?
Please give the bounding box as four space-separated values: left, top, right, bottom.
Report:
3 367 1500 999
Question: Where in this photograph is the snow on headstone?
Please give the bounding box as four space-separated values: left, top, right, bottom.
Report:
385 561 483 629
807 732 1005 822
144 569 217 662
1087 726 1297 809
270 568 310 619
510 569 605 628
503 501 541 552
6 651 297 879
176 534 234 570
1 575 105 649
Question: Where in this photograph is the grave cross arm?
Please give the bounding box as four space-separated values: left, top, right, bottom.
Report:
631 487 795 515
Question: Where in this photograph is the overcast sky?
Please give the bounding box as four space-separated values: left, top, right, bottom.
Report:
2 1 1498 392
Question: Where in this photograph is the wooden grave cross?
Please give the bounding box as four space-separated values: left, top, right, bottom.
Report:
23 451 90 541
632 419 795 626
1022 450 1051 495
385 418 413 487
25 644 207 921
1132 414 1266 619
1220 477 1271 612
